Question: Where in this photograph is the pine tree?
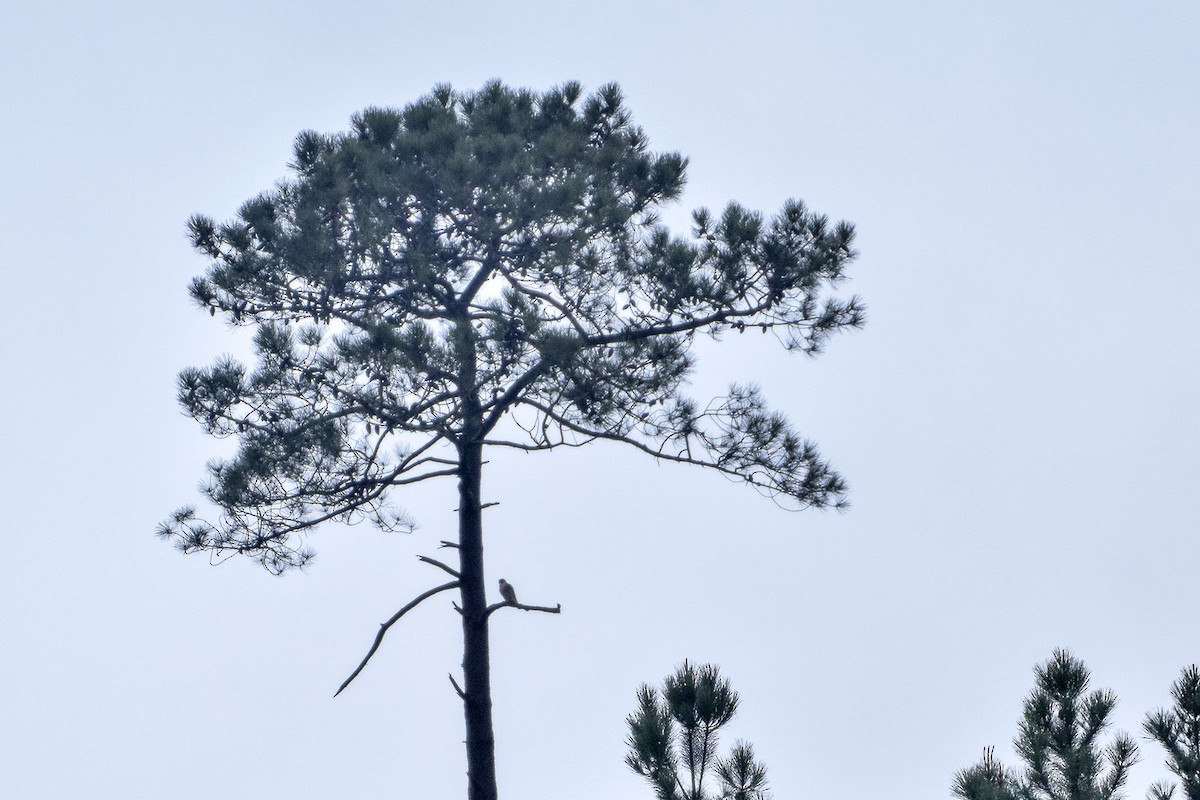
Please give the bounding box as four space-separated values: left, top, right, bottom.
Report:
1144 665 1200 800
158 81 862 800
626 661 772 800
953 649 1138 800
953 747 1022 800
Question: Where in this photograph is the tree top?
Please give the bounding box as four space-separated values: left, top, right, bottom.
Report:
161 81 864 572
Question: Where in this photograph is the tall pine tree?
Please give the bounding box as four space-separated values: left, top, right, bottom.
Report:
159 81 862 800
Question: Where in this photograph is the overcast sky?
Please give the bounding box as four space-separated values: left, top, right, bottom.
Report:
2 2 1198 798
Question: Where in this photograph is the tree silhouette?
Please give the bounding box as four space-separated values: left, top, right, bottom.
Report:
158 80 862 800
953 649 1138 800
1144 665 1200 800
626 661 771 800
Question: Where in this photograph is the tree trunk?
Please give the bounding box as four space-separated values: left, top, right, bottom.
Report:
458 439 498 800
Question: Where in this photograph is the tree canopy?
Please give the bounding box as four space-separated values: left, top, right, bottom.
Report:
158 80 862 574
953 650 1138 800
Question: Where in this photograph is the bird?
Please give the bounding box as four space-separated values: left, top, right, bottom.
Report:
498 578 518 605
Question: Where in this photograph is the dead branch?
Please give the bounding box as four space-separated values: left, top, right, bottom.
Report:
485 600 563 619
417 554 460 578
334 580 460 697
452 501 500 512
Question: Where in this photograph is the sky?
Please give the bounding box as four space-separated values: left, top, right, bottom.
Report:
2 2 1198 798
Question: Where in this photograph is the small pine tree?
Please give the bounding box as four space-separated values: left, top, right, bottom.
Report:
953 649 1138 800
1144 665 1200 800
626 661 771 800
953 746 1022 800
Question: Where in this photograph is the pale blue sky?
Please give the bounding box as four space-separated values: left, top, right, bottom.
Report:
2 2 1198 798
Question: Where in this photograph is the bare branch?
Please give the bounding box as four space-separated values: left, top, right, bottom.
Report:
448 672 466 700
452 501 499 512
334 580 460 697
370 467 461 488
486 600 563 619
417 554 461 579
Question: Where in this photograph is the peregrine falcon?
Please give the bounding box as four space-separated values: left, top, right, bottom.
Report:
498 578 518 605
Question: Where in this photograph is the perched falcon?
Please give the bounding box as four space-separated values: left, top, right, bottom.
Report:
498 578 518 605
